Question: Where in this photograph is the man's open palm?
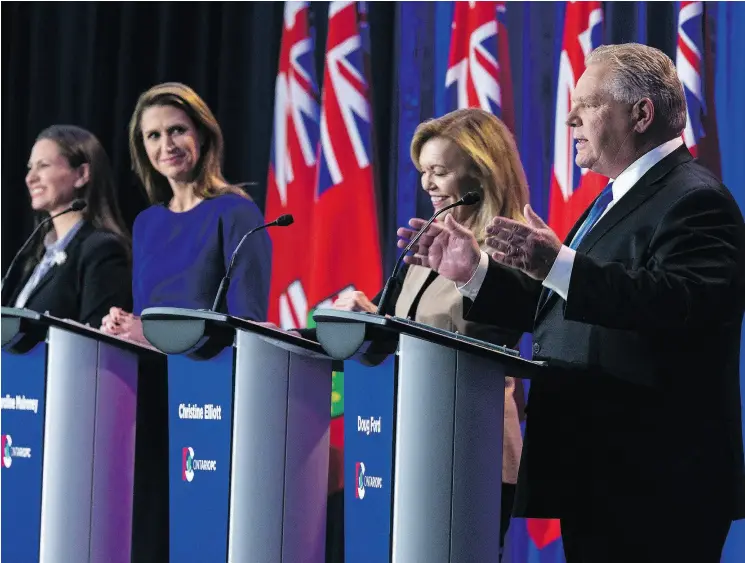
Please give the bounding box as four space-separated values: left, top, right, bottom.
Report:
397 214 481 285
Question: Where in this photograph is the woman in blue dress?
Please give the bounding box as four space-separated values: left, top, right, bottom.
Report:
101 82 271 342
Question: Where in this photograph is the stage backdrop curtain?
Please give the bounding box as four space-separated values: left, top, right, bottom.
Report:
1 1 277 267
1 1 397 273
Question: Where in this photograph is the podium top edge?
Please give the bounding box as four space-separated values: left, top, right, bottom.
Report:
140 307 228 323
312 309 391 326
1 306 43 321
389 315 546 370
1 307 164 356
45 314 164 355
140 306 330 357
312 308 546 375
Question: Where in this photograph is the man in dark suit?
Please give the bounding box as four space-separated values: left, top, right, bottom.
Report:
397 43 745 562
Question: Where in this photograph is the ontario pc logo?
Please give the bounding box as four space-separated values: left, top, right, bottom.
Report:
2 435 12 469
182 446 217 482
355 462 366 499
355 461 383 500
182 447 195 482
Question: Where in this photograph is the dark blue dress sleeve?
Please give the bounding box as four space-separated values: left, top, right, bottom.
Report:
132 212 145 316
221 199 272 320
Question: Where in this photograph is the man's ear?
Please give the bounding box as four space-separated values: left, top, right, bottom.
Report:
632 98 655 134
74 163 90 189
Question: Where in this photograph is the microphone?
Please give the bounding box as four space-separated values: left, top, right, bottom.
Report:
1 199 87 290
376 191 481 316
211 214 294 313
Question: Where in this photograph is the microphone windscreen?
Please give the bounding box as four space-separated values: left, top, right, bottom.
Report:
276 214 294 227
70 199 88 211
461 191 481 205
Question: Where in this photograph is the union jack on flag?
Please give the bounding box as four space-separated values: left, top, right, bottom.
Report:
547 1 607 243
445 1 514 132
265 1 320 330
676 1 706 158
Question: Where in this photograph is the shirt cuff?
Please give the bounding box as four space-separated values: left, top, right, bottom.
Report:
456 250 489 300
542 245 576 302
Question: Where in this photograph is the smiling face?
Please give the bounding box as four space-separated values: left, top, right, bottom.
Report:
566 62 637 178
418 136 477 224
140 104 202 183
25 139 87 215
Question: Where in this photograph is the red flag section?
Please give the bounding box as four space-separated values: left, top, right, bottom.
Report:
310 0 383 450
266 2 320 330
547 1 608 243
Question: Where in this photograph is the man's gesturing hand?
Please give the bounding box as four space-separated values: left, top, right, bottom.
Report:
396 214 481 285
485 204 562 280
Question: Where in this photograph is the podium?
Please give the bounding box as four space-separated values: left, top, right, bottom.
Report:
140 307 334 563
312 310 546 563
1 307 168 563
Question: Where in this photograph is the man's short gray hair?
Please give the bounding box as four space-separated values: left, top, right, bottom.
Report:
586 43 687 137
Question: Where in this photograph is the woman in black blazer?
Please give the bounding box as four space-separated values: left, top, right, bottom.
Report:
1 125 132 327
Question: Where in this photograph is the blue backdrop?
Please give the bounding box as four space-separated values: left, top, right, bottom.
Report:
715 3 745 559
393 2 745 561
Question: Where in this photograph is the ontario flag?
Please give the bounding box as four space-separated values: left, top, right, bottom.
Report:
266 1 320 330
548 1 607 242
675 1 721 176
310 0 383 450
445 1 515 133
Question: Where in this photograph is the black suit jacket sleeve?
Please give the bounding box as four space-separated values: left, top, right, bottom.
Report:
564 187 745 331
462 257 543 333
78 232 132 327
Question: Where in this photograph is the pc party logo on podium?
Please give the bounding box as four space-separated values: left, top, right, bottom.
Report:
181 446 217 482
1 434 31 468
2 434 12 468
355 461 383 500
182 447 195 482
355 462 366 499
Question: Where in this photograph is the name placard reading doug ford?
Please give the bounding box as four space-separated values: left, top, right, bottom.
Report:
344 356 396 562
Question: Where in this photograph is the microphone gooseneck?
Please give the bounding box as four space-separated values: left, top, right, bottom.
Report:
376 191 481 317
210 214 295 313
1 199 88 291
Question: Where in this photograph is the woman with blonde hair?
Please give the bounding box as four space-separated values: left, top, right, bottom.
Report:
101 82 271 341
309 107 530 553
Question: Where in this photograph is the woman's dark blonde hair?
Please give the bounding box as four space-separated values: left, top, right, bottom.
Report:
410 108 529 243
128 82 248 205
